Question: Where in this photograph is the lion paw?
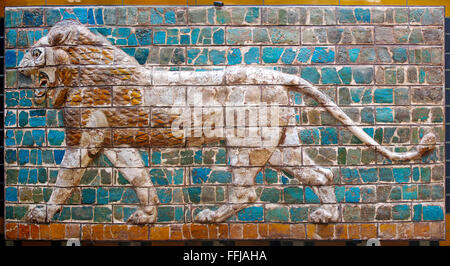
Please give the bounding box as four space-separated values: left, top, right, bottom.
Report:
25 206 47 223
194 209 217 223
309 206 339 223
127 209 157 224
300 167 333 186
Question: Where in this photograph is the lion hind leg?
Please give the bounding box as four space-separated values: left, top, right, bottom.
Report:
104 148 158 224
195 167 261 223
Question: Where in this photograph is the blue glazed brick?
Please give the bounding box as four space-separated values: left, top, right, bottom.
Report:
393 167 411 183
5 50 17 68
157 206 174 222
122 188 139 203
97 188 109 204
305 187 320 203
311 47 335 63
48 130 65 146
5 10 22 28
321 68 341 84
359 168 378 182
341 168 360 183
209 170 232 184
392 204 410 220
264 168 278 184
413 204 422 221
355 8 370 23
338 9 356 23
320 127 338 145
353 67 373 84
72 206 93 220
374 88 393 103
376 108 394 123
335 186 345 202
244 47 260 64
262 47 284 63
345 187 360 203
402 185 417 200
301 67 320 84
82 188 96 204
290 207 308 222
423 205 444 221
94 207 112 222
157 188 172 204
237 206 264 222
283 187 303 203
6 187 18 202
379 168 394 182
338 67 352 85
260 188 280 203
265 207 289 222
23 10 43 27
192 167 211 184
6 30 17 48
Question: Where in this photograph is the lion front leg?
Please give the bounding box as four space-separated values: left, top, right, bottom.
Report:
104 149 159 224
25 110 108 223
25 148 97 223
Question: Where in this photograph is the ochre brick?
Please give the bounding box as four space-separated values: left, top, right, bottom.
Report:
128 225 148 241
306 224 316 240
30 224 40 240
5 223 18 240
397 223 413 240
50 224 66 240
316 224 334 240
66 224 80 239
110 225 128 240
182 224 192 240
191 224 209 239
290 224 306 239
258 224 268 238
39 225 50 240
334 224 348 240
430 222 445 240
92 224 104 241
218 224 229 239
170 225 183 241
150 225 170 240
360 224 377 239
230 224 243 239
81 225 92 240
243 224 258 239
268 223 290 239
18 224 30 239
208 224 218 239
414 223 430 239
348 224 360 239
103 225 113 240
379 224 397 240
5 0 45 6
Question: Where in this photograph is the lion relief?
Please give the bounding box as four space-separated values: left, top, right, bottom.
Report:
17 20 436 224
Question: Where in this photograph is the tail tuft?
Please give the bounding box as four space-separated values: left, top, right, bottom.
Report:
418 133 436 154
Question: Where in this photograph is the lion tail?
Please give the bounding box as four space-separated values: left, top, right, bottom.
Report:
291 75 436 161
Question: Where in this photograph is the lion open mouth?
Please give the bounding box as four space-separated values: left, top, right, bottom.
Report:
34 71 49 104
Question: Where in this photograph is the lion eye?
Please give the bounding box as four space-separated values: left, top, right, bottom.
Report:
32 49 42 58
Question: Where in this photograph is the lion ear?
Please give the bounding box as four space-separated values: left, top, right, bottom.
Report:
47 20 82 46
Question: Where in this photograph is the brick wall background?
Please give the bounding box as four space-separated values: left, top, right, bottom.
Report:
1 1 449 246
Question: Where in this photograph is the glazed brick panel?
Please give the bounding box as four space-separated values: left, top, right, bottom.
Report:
3 5 446 241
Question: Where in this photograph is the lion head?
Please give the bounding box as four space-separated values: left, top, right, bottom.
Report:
18 19 143 107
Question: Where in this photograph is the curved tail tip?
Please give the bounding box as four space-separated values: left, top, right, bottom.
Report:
418 133 436 154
